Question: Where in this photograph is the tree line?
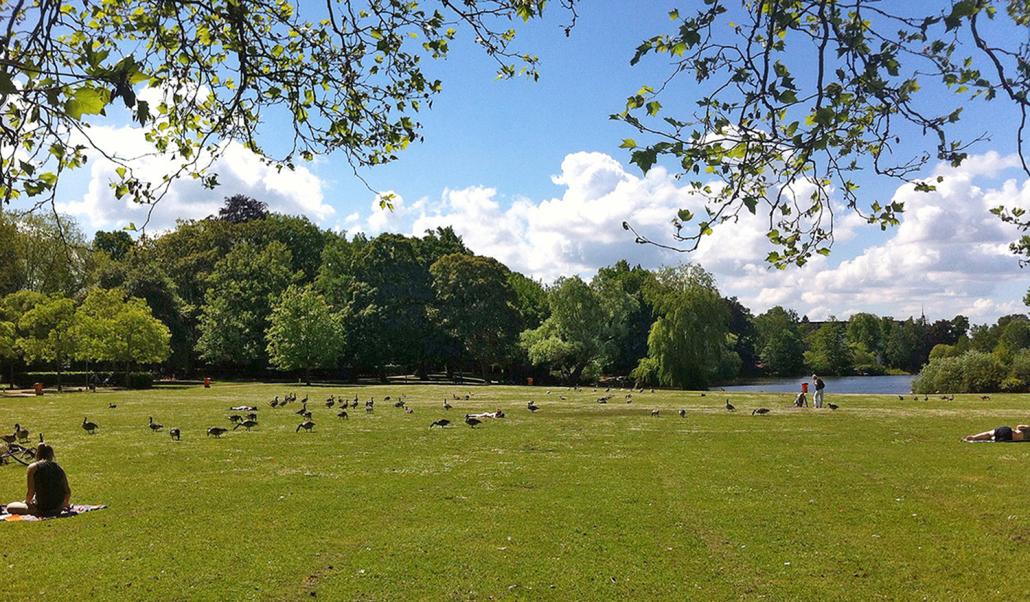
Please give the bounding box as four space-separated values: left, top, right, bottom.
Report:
1 196 1027 391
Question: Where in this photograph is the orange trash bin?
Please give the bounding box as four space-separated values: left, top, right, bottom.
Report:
34 382 44 396
204 377 211 388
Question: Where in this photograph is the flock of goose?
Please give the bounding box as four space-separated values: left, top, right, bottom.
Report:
3 385 846 452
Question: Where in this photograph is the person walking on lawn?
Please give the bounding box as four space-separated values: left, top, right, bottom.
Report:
812 374 826 408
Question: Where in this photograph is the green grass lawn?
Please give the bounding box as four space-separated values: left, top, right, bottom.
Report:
2 383 1029 600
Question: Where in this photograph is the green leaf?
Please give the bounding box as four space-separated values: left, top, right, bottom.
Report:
64 87 110 120
619 138 638 149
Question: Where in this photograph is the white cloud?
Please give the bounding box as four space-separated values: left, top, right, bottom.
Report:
56 124 334 233
348 150 1028 323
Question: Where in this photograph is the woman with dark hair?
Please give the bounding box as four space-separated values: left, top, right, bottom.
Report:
963 425 1030 442
5 443 71 516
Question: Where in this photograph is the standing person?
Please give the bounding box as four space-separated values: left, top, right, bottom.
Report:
812 374 826 409
4 443 71 517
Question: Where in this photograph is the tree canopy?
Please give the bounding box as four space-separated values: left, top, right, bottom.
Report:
617 0 1030 271
0 0 566 228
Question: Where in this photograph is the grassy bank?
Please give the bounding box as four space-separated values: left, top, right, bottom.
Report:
2 384 1029 599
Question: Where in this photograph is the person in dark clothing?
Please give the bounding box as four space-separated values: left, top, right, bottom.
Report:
5 443 71 516
812 374 826 408
963 425 1030 442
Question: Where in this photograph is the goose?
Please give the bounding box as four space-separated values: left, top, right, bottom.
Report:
294 404 308 416
296 420 315 433
394 399 406 408
350 399 358 409
148 417 163 432
678 409 686 418
15 424 29 442
229 405 257 412
270 396 281 408
527 401 539 413
752 408 770 415
560 395 567 400
980 395 991 401
725 400 735 412
302 410 313 420
336 409 349 419
108 403 117 409
464 415 482 428
300 395 309 404
169 428 181 441
596 397 608 404
651 409 660 417
430 419 450 428
384 395 392 401
228 414 243 424
207 426 228 438
326 399 335 409
700 393 706 397
404 406 414 414
897 395 905 401
443 400 452 410
827 403 839 410
1 431 15 444
82 417 99 434
246 412 258 421
234 419 258 431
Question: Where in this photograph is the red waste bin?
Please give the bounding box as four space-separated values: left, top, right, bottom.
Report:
34 382 44 396
527 377 534 386
204 377 211 388
801 382 809 394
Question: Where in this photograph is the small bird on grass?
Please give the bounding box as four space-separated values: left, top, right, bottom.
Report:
827 403 839 411
148 417 163 432
651 409 660 417
82 417 99 435
464 415 482 428
169 428 181 441
430 419 450 428
108 403 117 409
527 401 539 413
296 420 315 433
678 409 686 418
207 427 228 438
443 399 452 410
752 408 770 416
336 409 349 419
725 400 735 411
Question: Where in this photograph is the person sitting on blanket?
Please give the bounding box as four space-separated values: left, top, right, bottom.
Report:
963 424 1030 442
5 443 71 517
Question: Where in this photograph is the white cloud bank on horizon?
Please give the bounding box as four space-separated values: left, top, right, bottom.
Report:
352 150 1029 323
52 128 1028 323
56 124 334 233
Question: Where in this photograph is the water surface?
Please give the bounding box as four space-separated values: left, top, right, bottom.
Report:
721 375 914 395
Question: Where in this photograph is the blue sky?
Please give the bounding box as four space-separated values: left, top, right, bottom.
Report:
33 2 1030 323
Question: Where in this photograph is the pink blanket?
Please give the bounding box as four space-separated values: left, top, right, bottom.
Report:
1 504 107 522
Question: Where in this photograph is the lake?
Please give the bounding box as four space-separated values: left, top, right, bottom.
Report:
721 374 915 395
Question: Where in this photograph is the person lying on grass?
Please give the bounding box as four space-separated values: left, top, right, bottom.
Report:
5 443 71 517
963 425 1030 443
